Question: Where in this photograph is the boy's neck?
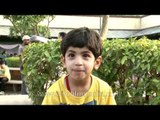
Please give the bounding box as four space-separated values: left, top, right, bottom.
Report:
69 75 91 86
66 75 92 96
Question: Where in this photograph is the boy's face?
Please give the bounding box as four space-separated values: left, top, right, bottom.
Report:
61 46 102 81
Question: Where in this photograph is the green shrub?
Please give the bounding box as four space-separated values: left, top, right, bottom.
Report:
5 56 20 67
22 41 63 105
94 37 160 105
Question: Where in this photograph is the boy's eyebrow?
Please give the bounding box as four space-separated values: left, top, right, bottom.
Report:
68 50 76 53
68 50 92 54
81 51 92 54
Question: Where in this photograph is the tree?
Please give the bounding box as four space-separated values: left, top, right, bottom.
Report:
3 15 55 38
100 15 109 40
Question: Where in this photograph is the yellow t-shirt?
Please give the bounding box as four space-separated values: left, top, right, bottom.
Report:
0 64 11 80
42 74 116 105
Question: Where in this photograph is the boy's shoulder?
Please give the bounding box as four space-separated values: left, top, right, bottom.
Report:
47 75 65 92
91 74 111 89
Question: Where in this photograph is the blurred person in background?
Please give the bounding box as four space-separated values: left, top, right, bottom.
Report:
18 35 31 94
58 32 66 40
0 58 11 95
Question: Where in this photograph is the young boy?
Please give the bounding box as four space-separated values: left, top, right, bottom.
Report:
42 27 116 105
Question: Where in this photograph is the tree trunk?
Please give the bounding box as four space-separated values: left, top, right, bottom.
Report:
100 15 109 40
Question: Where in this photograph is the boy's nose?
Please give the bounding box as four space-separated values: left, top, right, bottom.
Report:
75 57 83 66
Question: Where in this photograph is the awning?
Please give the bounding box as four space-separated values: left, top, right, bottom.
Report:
0 44 20 50
131 26 160 37
0 44 21 55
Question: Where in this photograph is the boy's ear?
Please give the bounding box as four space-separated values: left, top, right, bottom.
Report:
94 56 102 70
61 55 66 68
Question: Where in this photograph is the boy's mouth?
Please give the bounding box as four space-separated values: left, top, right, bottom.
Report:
72 69 85 72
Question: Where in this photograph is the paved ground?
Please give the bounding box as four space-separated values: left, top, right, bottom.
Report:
0 94 33 105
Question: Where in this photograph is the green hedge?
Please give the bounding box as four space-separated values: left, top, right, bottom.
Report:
94 37 160 105
5 56 20 67
22 41 62 104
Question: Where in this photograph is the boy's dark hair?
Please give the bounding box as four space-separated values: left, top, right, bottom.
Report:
61 27 102 59
59 32 66 39
0 58 5 65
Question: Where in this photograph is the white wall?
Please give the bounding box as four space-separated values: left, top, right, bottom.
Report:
0 15 12 26
108 17 141 29
141 15 160 29
41 15 101 29
1 15 160 36
0 26 10 35
42 15 141 30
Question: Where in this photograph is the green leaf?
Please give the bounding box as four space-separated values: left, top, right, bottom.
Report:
131 57 135 63
157 65 160 72
121 56 127 65
44 51 50 58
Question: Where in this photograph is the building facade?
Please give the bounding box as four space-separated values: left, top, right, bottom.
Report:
0 15 160 39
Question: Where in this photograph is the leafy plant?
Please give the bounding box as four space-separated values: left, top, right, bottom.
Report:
22 41 64 105
94 37 160 105
5 56 20 67
3 15 55 38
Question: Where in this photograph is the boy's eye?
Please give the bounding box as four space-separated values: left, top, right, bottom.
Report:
68 53 75 57
83 54 90 58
